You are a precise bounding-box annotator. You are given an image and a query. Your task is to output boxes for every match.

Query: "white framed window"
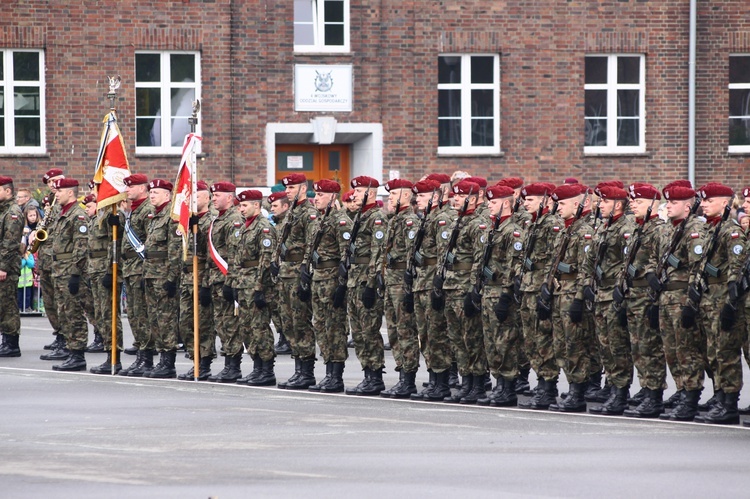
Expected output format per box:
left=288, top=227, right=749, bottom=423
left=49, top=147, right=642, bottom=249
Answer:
left=584, top=54, right=645, bottom=154
left=0, top=49, right=45, bottom=154
left=437, top=54, right=501, bottom=155
left=135, top=51, right=201, bottom=155
left=294, top=0, right=350, bottom=53
left=729, top=54, right=750, bottom=153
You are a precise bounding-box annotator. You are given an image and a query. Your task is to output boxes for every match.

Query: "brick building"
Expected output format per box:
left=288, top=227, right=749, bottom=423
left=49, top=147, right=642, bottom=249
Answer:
left=1, top=0, right=749, bottom=193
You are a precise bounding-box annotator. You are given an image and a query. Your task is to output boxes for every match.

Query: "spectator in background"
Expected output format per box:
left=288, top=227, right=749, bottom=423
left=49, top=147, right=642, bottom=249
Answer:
left=18, top=242, right=35, bottom=312
left=16, top=188, right=43, bottom=219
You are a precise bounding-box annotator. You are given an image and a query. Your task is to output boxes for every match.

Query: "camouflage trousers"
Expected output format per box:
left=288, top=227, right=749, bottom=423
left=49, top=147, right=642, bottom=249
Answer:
left=312, top=277, right=348, bottom=363
left=0, top=276, right=20, bottom=336
left=444, top=289, right=487, bottom=377
left=552, top=292, right=590, bottom=385
left=53, top=275, right=88, bottom=351
left=279, top=276, right=315, bottom=359
left=384, top=284, right=419, bottom=372
left=210, top=282, right=243, bottom=357
left=38, top=253, right=59, bottom=333
left=348, top=282, right=385, bottom=370
left=413, top=289, right=451, bottom=373
left=269, top=281, right=284, bottom=338
left=80, top=273, right=96, bottom=329
left=519, top=291, right=557, bottom=381
left=179, top=277, right=216, bottom=360
left=594, top=297, right=633, bottom=389
left=700, top=288, right=744, bottom=394
left=89, top=271, right=123, bottom=351
left=238, top=287, right=274, bottom=361
left=660, top=289, right=705, bottom=391
left=482, top=288, right=520, bottom=381
left=124, top=275, right=149, bottom=350
left=627, top=288, right=667, bottom=391
left=144, top=278, right=179, bottom=352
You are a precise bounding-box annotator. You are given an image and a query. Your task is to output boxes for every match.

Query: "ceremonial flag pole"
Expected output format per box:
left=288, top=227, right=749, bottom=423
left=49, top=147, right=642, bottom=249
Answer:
left=93, top=75, right=131, bottom=375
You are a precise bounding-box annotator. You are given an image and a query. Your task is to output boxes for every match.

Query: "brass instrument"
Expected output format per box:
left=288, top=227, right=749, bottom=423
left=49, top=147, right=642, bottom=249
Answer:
left=29, top=196, right=56, bottom=253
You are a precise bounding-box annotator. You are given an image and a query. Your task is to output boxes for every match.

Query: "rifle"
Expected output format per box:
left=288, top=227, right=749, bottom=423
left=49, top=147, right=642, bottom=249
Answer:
left=685, top=203, right=731, bottom=312
left=431, top=186, right=474, bottom=310
left=612, top=193, right=657, bottom=310
left=537, top=192, right=589, bottom=318
left=378, top=196, right=402, bottom=296
left=584, top=210, right=615, bottom=310
left=403, top=187, right=438, bottom=297
left=337, top=182, right=372, bottom=287
left=270, top=189, right=301, bottom=278
left=513, top=191, right=549, bottom=301
left=297, top=195, right=336, bottom=301
left=591, top=198, right=603, bottom=232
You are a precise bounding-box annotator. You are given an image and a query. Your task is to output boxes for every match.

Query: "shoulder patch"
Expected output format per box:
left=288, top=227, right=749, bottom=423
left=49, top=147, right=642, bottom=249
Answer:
left=553, top=226, right=560, bottom=232
left=310, top=214, right=317, bottom=220
left=694, top=244, right=703, bottom=255
left=479, top=224, right=487, bottom=230
left=513, top=231, right=521, bottom=238
left=11, top=214, right=18, bottom=220
left=584, top=234, right=592, bottom=240
left=147, top=213, right=154, bottom=219
left=342, top=232, right=351, bottom=240
left=339, top=220, right=347, bottom=226
left=438, top=220, right=447, bottom=226
left=375, top=230, right=385, bottom=240
left=233, top=221, right=242, bottom=227
left=262, top=228, right=270, bottom=234
left=262, top=238, right=271, bottom=248
left=406, top=220, right=414, bottom=227
left=623, top=233, right=631, bottom=239
left=690, top=232, right=700, bottom=239
left=79, top=225, right=88, bottom=234
left=176, top=229, right=181, bottom=236
left=733, top=244, right=743, bottom=255
left=513, top=241, right=523, bottom=251
left=374, top=219, right=383, bottom=226
left=731, top=232, right=740, bottom=239
left=77, top=215, right=86, bottom=221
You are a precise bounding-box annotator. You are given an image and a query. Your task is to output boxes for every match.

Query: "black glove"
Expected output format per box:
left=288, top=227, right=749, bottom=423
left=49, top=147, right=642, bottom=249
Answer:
left=645, top=272, right=662, bottom=294
left=101, top=273, right=113, bottom=288
left=362, top=286, right=377, bottom=309
left=188, top=215, right=200, bottom=230
left=68, top=274, right=80, bottom=295
left=647, top=304, right=660, bottom=330
left=687, top=285, right=702, bottom=305
left=583, top=285, right=596, bottom=304
left=163, top=280, right=177, bottom=298
left=612, top=284, right=625, bottom=305
left=463, top=288, right=481, bottom=317
left=107, top=213, right=120, bottom=227
left=617, top=304, right=628, bottom=327
left=568, top=298, right=584, bottom=324
left=222, top=284, right=235, bottom=303
left=536, top=295, right=552, bottom=321
left=680, top=305, right=697, bottom=329
left=512, top=275, right=522, bottom=297
left=297, top=265, right=312, bottom=302
left=494, top=294, right=512, bottom=322
left=253, top=290, right=267, bottom=309
left=338, top=261, right=349, bottom=281
left=403, top=268, right=414, bottom=288
left=433, top=273, right=445, bottom=291
left=199, top=286, right=212, bottom=307
left=333, top=284, right=347, bottom=309
left=430, top=289, right=445, bottom=311
left=269, top=261, right=280, bottom=278
left=402, top=292, right=415, bottom=313
left=728, top=281, right=739, bottom=304
left=720, top=302, right=737, bottom=331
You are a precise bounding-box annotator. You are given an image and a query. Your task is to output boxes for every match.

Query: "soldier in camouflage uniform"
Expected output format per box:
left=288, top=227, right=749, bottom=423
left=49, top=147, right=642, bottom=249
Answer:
left=305, top=179, right=351, bottom=393
left=467, top=176, right=489, bottom=219
left=691, top=183, right=746, bottom=424
left=618, top=183, right=669, bottom=418
left=0, top=176, right=25, bottom=358
left=267, top=191, right=291, bottom=355
left=229, top=189, right=277, bottom=386
left=740, top=187, right=750, bottom=417
left=177, top=181, right=217, bottom=381
left=436, top=179, right=489, bottom=405
left=516, top=182, right=560, bottom=409
left=475, top=185, right=524, bottom=407
left=343, top=176, right=388, bottom=396
left=581, top=193, right=606, bottom=400
left=117, top=174, right=155, bottom=376
left=408, top=178, right=456, bottom=401
left=142, top=179, right=181, bottom=379
left=581, top=182, right=637, bottom=416
left=49, top=178, right=90, bottom=372
left=83, top=194, right=123, bottom=375
left=274, top=173, right=319, bottom=390
left=378, top=178, right=421, bottom=398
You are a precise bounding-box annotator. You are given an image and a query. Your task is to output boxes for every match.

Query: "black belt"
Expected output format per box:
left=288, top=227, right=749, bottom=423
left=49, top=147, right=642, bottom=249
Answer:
left=240, top=260, right=259, bottom=268
left=707, top=276, right=726, bottom=285
left=281, top=253, right=304, bottom=263
left=416, top=257, right=438, bottom=267
left=631, top=279, right=649, bottom=288
left=88, top=250, right=108, bottom=258
left=122, top=249, right=138, bottom=260
left=559, top=272, right=578, bottom=281
left=352, top=256, right=371, bottom=264
left=664, top=281, right=688, bottom=291
left=449, top=262, right=472, bottom=271
left=312, top=260, right=338, bottom=269
left=599, top=278, right=617, bottom=287
left=387, top=261, right=407, bottom=270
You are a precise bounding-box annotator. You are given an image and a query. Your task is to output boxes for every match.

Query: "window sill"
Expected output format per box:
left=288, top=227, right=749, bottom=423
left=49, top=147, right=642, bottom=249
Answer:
left=294, top=51, right=353, bottom=57
left=0, top=152, right=49, bottom=158
left=584, top=152, right=651, bottom=158
left=437, top=151, right=505, bottom=158
left=728, top=150, right=750, bottom=155
left=134, top=152, right=209, bottom=159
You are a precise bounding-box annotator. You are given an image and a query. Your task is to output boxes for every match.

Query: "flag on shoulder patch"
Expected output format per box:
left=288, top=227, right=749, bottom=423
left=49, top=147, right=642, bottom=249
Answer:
left=513, top=231, right=521, bottom=238
left=479, top=224, right=487, bottom=230
left=262, top=228, right=270, bottom=233
left=310, top=214, right=317, bottom=220
left=374, top=219, right=383, bottom=225
left=584, top=234, right=592, bottom=240
left=11, top=215, right=18, bottom=220
left=624, top=233, right=631, bottom=239
left=339, top=220, right=347, bottom=226
left=406, top=220, right=414, bottom=227
left=690, top=232, right=700, bottom=239
left=438, top=220, right=447, bottom=226
left=147, top=213, right=154, bottom=219
left=233, top=222, right=242, bottom=227
left=553, top=226, right=560, bottom=232
left=731, top=232, right=740, bottom=239
left=77, top=215, right=86, bottom=220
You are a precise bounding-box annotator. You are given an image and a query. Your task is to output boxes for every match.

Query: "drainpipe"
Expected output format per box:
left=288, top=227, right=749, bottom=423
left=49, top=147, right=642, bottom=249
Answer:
left=688, top=0, right=696, bottom=186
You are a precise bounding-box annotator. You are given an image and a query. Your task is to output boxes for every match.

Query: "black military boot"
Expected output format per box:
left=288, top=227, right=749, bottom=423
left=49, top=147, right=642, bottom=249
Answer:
left=309, top=362, right=333, bottom=392
left=627, top=386, right=647, bottom=406
left=127, top=349, right=155, bottom=377
left=663, top=389, right=685, bottom=409
left=40, top=335, right=69, bottom=361
left=44, top=333, right=63, bottom=350
left=357, top=367, right=385, bottom=396
left=552, top=382, right=587, bottom=413
left=390, top=371, right=418, bottom=399
left=624, top=388, right=664, bottom=418
left=179, top=356, right=213, bottom=381
left=85, top=329, right=105, bottom=353
left=525, top=379, right=558, bottom=410
left=285, top=358, right=316, bottom=390
left=148, top=350, right=177, bottom=378
left=320, top=362, right=345, bottom=393
left=584, top=371, right=603, bottom=400
left=215, top=352, right=242, bottom=383
left=0, top=334, right=21, bottom=357
left=52, top=349, right=86, bottom=371
left=514, top=367, right=531, bottom=394
left=119, top=350, right=142, bottom=376
left=697, top=392, right=740, bottom=425
left=248, top=357, right=277, bottom=386
left=460, top=374, right=487, bottom=405
left=585, top=380, right=612, bottom=403
left=697, top=390, right=722, bottom=411
left=425, top=370, right=452, bottom=401
left=478, top=377, right=504, bottom=406
left=412, top=370, right=437, bottom=401
left=208, top=355, right=231, bottom=382
left=237, top=356, right=262, bottom=385
left=89, top=350, right=121, bottom=375
left=123, top=345, right=139, bottom=355
left=274, top=332, right=292, bottom=355
left=346, top=368, right=372, bottom=395
left=491, top=378, right=519, bottom=407
left=448, top=362, right=460, bottom=388
left=662, top=389, right=701, bottom=421
left=278, top=358, right=302, bottom=389
left=444, top=374, right=473, bottom=404
left=600, top=386, right=630, bottom=415
left=381, top=370, right=405, bottom=398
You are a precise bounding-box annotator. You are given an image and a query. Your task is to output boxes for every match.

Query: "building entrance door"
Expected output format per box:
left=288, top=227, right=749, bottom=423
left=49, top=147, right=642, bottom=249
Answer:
left=275, top=144, right=350, bottom=190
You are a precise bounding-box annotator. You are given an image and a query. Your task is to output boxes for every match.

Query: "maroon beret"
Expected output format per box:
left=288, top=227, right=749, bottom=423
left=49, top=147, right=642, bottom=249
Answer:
left=465, top=176, right=488, bottom=189
left=148, top=179, right=173, bottom=192
left=42, top=168, right=64, bottom=183
left=521, top=182, right=556, bottom=197
left=453, top=180, right=480, bottom=195
left=595, top=181, right=624, bottom=194
left=238, top=190, right=263, bottom=202
left=351, top=176, right=379, bottom=188
left=629, top=183, right=661, bottom=200
left=496, top=177, right=524, bottom=189
left=83, top=194, right=97, bottom=205
left=123, top=174, right=149, bottom=186
left=54, top=178, right=79, bottom=189
left=412, top=179, right=441, bottom=194
left=563, top=177, right=579, bottom=185
left=0, top=176, right=13, bottom=186
left=663, top=184, right=696, bottom=201
left=664, top=180, right=693, bottom=190
left=267, top=191, right=288, bottom=204
left=597, top=185, right=628, bottom=200
left=698, top=182, right=734, bottom=199
left=282, top=173, right=307, bottom=186
left=210, top=181, right=236, bottom=193
left=342, top=190, right=355, bottom=202
left=196, top=180, right=209, bottom=191
left=385, top=178, right=413, bottom=191
left=486, top=185, right=515, bottom=200
left=425, top=173, right=451, bottom=184
left=313, top=179, right=341, bottom=193
left=552, top=184, right=583, bottom=201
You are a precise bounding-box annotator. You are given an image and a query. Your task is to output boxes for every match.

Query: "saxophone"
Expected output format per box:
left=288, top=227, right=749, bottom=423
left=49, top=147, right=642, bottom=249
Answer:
left=29, top=196, right=55, bottom=253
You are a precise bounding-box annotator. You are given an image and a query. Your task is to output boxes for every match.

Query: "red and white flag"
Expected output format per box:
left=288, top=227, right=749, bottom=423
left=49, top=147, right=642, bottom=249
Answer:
left=171, top=133, right=202, bottom=259
left=93, top=111, right=131, bottom=210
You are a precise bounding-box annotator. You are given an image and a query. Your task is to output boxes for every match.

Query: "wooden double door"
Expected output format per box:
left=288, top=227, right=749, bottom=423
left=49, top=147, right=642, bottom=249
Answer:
left=275, top=144, right=350, bottom=190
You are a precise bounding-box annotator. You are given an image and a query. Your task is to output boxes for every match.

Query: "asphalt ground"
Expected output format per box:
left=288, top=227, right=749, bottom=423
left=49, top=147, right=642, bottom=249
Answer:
left=1, top=316, right=749, bottom=498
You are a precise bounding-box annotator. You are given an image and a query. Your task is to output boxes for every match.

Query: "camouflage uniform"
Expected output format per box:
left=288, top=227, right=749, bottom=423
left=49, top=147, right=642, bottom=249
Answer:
left=143, top=204, right=181, bottom=352
left=180, top=210, right=216, bottom=360
left=121, top=198, right=153, bottom=351
left=230, top=215, right=277, bottom=361
left=38, top=200, right=61, bottom=336
left=347, top=204, right=387, bottom=371
left=51, top=202, right=89, bottom=351
left=268, top=212, right=286, bottom=344
left=0, top=199, right=24, bottom=341
left=277, top=200, right=318, bottom=360
left=86, top=212, right=122, bottom=351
